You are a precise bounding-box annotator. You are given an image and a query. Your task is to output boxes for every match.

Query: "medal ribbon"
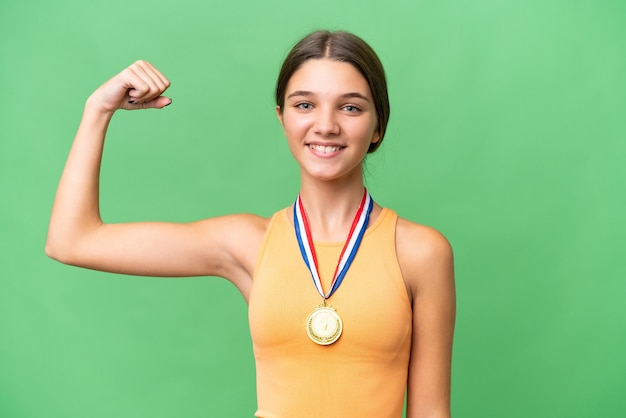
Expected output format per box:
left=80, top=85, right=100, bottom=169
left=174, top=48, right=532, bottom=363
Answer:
left=294, top=189, right=373, bottom=300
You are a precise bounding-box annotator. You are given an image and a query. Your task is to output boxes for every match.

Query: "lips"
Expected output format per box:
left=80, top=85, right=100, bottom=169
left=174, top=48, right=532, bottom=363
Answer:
left=308, top=144, right=345, bottom=154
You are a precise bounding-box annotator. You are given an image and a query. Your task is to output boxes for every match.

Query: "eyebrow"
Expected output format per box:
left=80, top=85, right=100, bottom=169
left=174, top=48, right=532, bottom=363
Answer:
left=286, top=90, right=371, bottom=102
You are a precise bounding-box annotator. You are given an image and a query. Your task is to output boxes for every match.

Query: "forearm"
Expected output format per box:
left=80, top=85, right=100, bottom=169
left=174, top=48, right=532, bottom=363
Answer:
left=46, top=102, right=114, bottom=261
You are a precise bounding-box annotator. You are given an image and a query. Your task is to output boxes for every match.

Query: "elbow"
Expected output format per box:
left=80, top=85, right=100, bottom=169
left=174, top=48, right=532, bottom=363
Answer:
left=45, top=235, right=74, bottom=265
left=45, top=239, right=64, bottom=263
left=45, top=221, right=102, bottom=266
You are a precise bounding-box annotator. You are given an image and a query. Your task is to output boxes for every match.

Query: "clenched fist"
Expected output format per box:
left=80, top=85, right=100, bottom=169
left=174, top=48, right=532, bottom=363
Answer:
left=87, top=60, right=172, bottom=113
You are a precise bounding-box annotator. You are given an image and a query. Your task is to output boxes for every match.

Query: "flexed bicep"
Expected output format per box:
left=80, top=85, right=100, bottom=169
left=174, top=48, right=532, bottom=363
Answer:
left=47, top=62, right=265, bottom=298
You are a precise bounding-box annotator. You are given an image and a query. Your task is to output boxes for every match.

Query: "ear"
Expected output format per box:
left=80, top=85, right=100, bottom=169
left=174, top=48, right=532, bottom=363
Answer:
left=371, top=131, right=380, bottom=144
left=276, top=105, right=284, bottom=127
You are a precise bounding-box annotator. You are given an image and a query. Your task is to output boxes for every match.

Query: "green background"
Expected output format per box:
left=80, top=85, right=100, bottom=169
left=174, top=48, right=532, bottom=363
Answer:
left=1, top=0, right=624, bottom=417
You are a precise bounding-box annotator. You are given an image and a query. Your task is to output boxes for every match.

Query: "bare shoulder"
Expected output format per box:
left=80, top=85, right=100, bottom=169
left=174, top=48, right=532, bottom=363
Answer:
left=396, top=216, right=455, bottom=414
left=396, top=217, right=455, bottom=415
left=395, top=217, right=453, bottom=265
left=395, top=217, right=454, bottom=300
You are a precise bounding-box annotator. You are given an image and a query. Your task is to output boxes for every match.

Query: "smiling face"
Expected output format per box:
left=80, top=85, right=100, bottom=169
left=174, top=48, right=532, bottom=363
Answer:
left=277, top=59, right=380, bottom=183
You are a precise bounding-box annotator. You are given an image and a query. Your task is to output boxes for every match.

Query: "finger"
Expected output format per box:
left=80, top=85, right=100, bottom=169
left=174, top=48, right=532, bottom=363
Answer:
left=148, top=96, right=173, bottom=109
left=124, top=67, right=151, bottom=103
left=129, top=62, right=163, bottom=101
left=123, top=64, right=156, bottom=103
left=127, top=61, right=169, bottom=103
left=144, top=61, right=171, bottom=91
left=126, top=75, right=157, bottom=103
left=127, top=96, right=172, bottom=110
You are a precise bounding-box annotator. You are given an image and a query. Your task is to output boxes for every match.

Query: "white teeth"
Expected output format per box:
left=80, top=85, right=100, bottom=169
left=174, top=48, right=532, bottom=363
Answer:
left=309, top=144, right=342, bottom=153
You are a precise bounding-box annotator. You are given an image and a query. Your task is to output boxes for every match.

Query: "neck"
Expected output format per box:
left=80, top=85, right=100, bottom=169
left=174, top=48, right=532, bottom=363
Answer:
left=298, top=176, right=366, bottom=242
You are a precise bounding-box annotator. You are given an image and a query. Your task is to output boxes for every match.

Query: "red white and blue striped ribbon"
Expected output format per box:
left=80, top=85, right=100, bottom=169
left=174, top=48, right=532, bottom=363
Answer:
left=293, top=189, right=373, bottom=300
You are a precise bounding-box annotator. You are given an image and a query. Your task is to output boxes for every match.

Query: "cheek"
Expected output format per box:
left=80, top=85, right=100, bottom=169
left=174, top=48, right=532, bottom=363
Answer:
left=282, top=114, right=311, bottom=139
left=282, top=124, right=298, bottom=143
left=347, top=119, right=377, bottom=141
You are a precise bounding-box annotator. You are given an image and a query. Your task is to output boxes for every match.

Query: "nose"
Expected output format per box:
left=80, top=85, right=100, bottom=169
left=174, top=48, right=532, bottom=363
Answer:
left=314, top=107, right=340, bottom=137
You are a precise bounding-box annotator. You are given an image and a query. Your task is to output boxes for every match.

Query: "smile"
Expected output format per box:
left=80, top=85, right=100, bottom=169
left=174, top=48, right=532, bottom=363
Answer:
left=308, top=144, right=345, bottom=153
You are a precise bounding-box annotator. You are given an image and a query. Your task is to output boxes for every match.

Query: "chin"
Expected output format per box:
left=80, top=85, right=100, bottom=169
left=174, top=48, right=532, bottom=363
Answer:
left=302, top=166, right=362, bottom=183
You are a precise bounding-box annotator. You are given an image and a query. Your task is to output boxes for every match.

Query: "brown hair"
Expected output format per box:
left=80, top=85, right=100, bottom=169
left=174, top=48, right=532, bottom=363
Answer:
left=275, top=30, right=390, bottom=153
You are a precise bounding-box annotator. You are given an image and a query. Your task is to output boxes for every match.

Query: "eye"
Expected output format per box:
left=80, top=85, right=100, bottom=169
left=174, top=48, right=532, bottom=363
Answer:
left=295, top=102, right=313, bottom=110
left=343, top=105, right=361, bottom=113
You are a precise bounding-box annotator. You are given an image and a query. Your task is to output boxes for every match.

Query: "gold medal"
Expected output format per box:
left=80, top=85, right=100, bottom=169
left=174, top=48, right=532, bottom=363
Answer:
left=294, top=190, right=373, bottom=346
left=306, top=304, right=343, bottom=345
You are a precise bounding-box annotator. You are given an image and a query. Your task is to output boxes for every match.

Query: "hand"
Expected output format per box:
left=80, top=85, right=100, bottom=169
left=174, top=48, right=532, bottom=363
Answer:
left=87, top=60, right=172, bottom=113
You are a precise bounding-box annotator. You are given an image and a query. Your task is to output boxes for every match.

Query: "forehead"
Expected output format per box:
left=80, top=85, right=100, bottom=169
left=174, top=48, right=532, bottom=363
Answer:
left=285, top=59, right=371, bottom=97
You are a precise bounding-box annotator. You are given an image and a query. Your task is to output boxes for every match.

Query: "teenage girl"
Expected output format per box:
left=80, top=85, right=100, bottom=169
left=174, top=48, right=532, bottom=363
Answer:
left=47, top=30, right=455, bottom=418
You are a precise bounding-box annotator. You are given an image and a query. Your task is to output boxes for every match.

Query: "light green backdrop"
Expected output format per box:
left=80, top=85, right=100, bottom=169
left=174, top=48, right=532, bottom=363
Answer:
left=1, top=0, right=624, bottom=417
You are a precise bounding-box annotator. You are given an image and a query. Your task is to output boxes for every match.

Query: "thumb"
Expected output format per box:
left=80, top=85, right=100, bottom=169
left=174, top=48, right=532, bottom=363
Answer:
left=131, top=96, right=172, bottom=110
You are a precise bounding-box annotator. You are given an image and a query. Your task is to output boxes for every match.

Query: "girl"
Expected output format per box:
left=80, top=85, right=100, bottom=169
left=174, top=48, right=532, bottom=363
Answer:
left=46, top=30, right=455, bottom=418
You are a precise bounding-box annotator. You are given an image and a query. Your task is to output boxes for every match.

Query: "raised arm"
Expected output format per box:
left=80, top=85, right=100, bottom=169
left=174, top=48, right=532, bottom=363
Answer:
left=46, top=61, right=265, bottom=297
left=397, top=219, right=456, bottom=418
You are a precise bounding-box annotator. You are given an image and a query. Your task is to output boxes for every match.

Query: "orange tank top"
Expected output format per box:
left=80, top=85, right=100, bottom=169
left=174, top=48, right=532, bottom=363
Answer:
left=249, top=207, right=412, bottom=418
